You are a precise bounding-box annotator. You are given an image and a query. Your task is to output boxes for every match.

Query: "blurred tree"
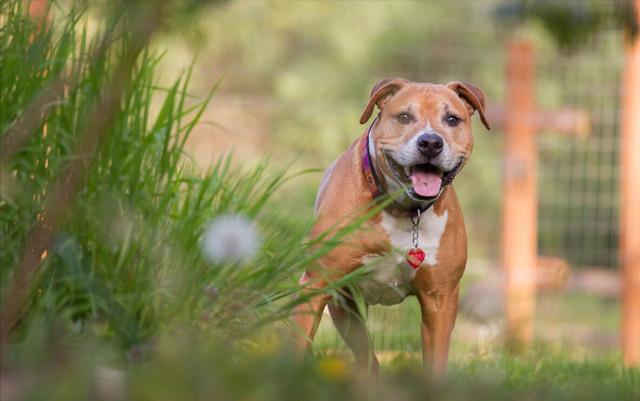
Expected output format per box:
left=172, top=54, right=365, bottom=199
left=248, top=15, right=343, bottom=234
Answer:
left=494, top=0, right=637, bottom=50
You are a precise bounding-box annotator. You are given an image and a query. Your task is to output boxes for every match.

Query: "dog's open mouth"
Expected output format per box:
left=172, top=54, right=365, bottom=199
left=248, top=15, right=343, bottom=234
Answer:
left=409, top=164, right=443, bottom=198
left=386, top=156, right=464, bottom=201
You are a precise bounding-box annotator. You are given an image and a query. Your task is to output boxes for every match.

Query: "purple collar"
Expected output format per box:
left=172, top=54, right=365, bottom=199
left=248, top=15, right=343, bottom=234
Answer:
left=360, top=120, right=384, bottom=198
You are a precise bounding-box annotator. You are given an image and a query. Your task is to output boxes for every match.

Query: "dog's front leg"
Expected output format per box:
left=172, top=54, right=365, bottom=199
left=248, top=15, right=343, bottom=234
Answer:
left=290, top=271, right=331, bottom=352
left=416, top=283, right=460, bottom=376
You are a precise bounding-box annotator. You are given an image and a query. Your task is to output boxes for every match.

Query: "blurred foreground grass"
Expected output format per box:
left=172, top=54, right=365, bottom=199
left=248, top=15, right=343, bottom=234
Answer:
left=0, top=0, right=359, bottom=355
left=4, top=328, right=638, bottom=401
left=0, top=2, right=638, bottom=401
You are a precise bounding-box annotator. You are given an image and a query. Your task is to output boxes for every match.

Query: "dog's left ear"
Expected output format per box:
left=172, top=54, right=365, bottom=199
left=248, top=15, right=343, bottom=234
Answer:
left=446, top=81, right=491, bottom=130
left=359, top=78, right=408, bottom=124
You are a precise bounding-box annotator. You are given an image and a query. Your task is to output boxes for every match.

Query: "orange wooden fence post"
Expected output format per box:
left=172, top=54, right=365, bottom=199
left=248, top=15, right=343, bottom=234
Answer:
left=28, top=1, right=46, bottom=16
left=620, top=0, right=640, bottom=368
left=502, top=41, right=537, bottom=352
left=489, top=40, right=591, bottom=353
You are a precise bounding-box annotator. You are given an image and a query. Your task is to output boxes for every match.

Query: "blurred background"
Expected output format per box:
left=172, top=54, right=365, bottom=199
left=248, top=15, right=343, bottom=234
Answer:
left=1, top=1, right=638, bottom=400
left=167, top=0, right=627, bottom=355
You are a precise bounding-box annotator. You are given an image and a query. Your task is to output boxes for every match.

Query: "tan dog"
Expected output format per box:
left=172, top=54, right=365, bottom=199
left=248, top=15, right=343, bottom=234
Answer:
left=291, top=78, right=490, bottom=375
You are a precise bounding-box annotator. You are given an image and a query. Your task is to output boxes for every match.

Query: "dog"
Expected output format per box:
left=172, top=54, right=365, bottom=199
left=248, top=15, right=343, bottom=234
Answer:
left=291, top=78, right=490, bottom=375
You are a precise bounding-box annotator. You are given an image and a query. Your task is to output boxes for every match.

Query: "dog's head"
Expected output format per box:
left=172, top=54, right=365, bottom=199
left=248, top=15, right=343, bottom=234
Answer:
left=360, top=78, right=490, bottom=205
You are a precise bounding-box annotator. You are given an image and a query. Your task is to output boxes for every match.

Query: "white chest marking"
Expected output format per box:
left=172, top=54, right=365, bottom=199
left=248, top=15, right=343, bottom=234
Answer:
left=357, top=208, right=449, bottom=305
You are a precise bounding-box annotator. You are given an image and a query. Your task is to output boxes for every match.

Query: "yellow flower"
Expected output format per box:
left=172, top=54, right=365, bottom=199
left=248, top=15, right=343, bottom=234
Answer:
left=317, top=357, right=349, bottom=381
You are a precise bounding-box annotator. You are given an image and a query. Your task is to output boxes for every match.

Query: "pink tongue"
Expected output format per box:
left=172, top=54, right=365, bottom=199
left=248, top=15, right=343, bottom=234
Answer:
left=411, top=168, right=442, bottom=197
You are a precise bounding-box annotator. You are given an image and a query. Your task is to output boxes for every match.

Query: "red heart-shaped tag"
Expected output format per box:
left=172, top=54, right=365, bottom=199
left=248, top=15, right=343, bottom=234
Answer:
left=406, top=248, right=425, bottom=269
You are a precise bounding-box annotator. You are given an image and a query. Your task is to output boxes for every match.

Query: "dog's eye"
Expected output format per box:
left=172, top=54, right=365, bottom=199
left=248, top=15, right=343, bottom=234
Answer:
left=446, top=115, right=461, bottom=127
left=396, top=112, right=413, bottom=124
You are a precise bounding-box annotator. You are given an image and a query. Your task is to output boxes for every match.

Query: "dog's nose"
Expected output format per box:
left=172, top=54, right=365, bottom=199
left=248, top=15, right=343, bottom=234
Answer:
left=417, top=133, right=443, bottom=157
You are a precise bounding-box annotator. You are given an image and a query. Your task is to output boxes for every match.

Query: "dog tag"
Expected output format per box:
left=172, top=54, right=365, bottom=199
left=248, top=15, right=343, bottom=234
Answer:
left=406, top=247, right=425, bottom=269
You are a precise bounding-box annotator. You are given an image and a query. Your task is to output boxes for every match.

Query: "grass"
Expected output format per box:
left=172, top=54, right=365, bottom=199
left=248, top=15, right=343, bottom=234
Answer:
left=6, top=329, right=639, bottom=401
left=0, top=0, right=359, bottom=352
left=0, top=2, right=638, bottom=401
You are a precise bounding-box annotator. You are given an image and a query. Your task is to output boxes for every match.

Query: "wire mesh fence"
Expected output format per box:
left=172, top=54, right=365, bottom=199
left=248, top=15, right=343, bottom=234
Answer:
left=537, top=29, right=624, bottom=268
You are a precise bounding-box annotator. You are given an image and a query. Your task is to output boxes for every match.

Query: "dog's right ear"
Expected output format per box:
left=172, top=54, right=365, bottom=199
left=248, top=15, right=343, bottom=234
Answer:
left=359, top=78, right=407, bottom=124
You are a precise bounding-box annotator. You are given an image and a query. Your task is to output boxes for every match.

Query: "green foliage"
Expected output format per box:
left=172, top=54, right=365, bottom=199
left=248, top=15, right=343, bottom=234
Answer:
left=0, top=0, right=365, bottom=354
left=494, top=0, right=637, bottom=50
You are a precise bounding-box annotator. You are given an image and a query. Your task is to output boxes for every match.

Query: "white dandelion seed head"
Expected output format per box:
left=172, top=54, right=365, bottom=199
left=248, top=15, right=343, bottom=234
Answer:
left=201, top=213, right=261, bottom=265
